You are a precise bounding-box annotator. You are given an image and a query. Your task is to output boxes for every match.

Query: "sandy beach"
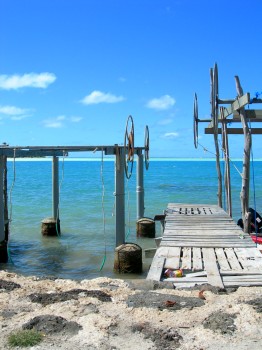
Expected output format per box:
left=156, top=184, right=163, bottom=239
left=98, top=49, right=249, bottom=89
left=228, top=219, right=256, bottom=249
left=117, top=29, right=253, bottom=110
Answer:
left=0, top=270, right=262, bottom=349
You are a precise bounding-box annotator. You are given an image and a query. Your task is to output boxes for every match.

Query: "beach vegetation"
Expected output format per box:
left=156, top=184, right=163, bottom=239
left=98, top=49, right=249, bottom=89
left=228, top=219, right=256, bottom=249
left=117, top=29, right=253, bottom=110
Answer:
left=7, top=329, right=43, bottom=347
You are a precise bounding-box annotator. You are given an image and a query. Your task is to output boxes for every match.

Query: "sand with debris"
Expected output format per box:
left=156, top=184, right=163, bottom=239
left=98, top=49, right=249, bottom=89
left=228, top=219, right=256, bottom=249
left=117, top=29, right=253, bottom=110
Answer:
left=0, top=270, right=262, bottom=350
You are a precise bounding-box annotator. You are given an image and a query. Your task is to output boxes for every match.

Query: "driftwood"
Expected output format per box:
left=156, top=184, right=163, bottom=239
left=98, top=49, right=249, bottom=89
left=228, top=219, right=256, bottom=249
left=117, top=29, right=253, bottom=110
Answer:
left=235, top=76, right=252, bottom=233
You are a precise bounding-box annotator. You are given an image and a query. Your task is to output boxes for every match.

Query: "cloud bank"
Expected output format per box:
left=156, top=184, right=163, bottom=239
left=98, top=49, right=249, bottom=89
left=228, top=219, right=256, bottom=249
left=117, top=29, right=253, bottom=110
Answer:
left=0, top=73, right=56, bottom=90
left=146, top=94, right=175, bottom=110
left=164, top=132, right=179, bottom=138
left=0, top=105, right=31, bottom=120
left=81, top=90, right=125, bottom=105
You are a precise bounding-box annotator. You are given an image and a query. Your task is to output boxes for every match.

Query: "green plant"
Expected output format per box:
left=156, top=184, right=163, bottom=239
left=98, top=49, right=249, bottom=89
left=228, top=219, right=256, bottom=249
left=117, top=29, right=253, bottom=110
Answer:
left=8, top=329, right=43, bottom=347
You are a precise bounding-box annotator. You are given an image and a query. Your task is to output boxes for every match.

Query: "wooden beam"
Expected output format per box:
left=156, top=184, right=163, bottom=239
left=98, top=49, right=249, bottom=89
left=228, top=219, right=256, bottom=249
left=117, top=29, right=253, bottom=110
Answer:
left=233, top=109, right=262, bottom=120
left=202, top=248, right=224, bottom=288
left=220, top=93, right=250, bottom=118
left=205, top=128, right=262, bottom=135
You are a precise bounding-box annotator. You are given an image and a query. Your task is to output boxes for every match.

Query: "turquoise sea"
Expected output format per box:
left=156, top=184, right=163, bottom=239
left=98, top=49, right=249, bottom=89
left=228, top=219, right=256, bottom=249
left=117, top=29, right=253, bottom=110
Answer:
left=1, top=158, right=262, bottom=280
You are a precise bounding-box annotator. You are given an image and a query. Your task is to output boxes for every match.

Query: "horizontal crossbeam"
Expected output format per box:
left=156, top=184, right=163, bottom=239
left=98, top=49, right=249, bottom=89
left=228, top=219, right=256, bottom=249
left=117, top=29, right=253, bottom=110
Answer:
left=205, top=128, right=262, bottom=135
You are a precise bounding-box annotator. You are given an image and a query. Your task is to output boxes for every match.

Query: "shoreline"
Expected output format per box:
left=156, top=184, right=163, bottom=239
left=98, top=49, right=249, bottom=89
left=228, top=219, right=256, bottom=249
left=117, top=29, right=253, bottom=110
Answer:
left=0, top=270, right=262, bottom=349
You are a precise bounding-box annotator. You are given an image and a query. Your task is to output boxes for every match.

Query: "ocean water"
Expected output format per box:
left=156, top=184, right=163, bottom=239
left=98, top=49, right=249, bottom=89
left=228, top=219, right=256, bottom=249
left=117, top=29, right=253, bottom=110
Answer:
left=1, top=158, right=262, bottom=280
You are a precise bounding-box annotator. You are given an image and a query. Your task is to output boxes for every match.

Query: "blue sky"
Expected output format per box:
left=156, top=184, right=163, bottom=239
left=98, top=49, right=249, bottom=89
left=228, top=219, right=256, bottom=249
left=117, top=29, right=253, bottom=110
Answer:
left=1, top=0, right=262, bottom=158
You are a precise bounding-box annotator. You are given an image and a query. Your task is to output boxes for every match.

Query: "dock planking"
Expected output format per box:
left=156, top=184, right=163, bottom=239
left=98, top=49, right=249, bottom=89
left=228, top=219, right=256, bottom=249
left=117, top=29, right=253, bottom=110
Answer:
left=147, top=203, right=262, bottom=288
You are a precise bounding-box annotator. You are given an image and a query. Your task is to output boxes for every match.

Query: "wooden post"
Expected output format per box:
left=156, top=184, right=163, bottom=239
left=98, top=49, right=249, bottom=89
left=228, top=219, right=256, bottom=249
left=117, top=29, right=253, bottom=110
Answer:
left=235, top=76, right=252, bottom=233
left=3, top=156, right=9, bottom=240
left=221, top=107, right=232, bottom=217
left=41, top=156, right=60, bottom=236
left=0, top=156, right=5, bottom=243
left=0, top=156, right=8, bottom=262
left=210, top=67, right=222, bottom=207
left=52, top=156, right=59, bottom=221
left=115, top=147, right=125, bottom=247
left=136, top=150, right=144, bottom=220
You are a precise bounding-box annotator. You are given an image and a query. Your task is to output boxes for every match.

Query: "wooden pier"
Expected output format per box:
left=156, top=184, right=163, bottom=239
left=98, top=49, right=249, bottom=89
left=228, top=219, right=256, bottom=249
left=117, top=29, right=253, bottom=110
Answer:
left=147, top=203, right=262, bottom=288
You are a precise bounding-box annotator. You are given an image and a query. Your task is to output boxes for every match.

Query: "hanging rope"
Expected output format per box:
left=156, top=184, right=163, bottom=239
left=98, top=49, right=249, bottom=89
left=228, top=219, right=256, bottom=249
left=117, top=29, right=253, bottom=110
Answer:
left=99, top=148, right=107, bottom=271
left=199, top=139, right=244, bottom=180
left=197, top=141, right=217, bottom=157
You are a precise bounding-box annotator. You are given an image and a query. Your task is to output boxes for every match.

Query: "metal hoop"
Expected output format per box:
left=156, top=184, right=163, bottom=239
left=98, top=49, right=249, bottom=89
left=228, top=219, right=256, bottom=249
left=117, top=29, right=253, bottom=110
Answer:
left=211, top=63, right=219, bottom=135
left=124, top=115, right=135, bottom=179
left=193, top=93, right=199, bottom=148
left=144, top=125, right=150, bottom=170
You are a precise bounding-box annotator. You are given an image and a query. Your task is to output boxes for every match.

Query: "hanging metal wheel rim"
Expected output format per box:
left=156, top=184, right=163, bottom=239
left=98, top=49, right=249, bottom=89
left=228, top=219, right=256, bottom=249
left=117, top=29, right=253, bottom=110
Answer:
left=124, top=115, right=135, bottom=179
left=212, top=63, right=219, bottom=136
left=144, top=125, right=150, bottom=170
left=193, top=93, right=199, bottom=148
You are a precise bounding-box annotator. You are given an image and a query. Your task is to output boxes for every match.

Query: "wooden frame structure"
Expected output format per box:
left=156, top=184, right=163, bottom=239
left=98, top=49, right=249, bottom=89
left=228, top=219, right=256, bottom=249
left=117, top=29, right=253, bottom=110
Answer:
left=0, top=117, right=150, bottom=263
left=147, top=65, right=262, bottom=287
left=194, top=63, right=262, bottom=233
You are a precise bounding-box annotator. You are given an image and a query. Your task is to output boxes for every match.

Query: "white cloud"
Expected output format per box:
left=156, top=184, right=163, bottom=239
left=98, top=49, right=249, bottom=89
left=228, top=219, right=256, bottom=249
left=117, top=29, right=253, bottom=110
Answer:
left=0, top=72, right=56, bottom=90
left=146, top=95, right=175, bottom=110
left=43, top=115, right=83, bottom=128
left=0, top=105, right=28, bottom=116
left=0, top=105, right=32, bottom=120
left=81, top=90, right=125, bottom=105
left=43, top=115, right=65, bottom=128
left=164, top=132, right=179, bottom=138
left=158, top=118, right=173, bottom=125
left=70, top=116, right=82, bottom=122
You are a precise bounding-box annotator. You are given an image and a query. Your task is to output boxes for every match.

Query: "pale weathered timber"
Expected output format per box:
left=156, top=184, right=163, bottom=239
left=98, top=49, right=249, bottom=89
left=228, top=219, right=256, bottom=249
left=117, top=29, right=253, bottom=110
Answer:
left=235, top=76, right=252, bottom=234
left=147, top=203, right=262, bottom=288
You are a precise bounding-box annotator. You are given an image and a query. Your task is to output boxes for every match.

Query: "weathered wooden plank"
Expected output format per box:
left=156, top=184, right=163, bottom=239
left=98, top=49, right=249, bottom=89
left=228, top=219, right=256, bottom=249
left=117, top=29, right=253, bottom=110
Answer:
left=181, top=247, right=192, bottom=269
left=147, top=203, right=262, bottom=286
left=215, top=248, right=231, bottom=270
left=224, top=248, right=245, bottom=270
left=220, top=270, right=262, bottom=275
left=223, top=281, right=262, bottom=287
left=160, top=241, right=255, bottom=248
left=185, top=270, right=206, bottom=277
left=144, top=248, right=157, bottom=258
left=205, top=128, right=262, bottom=135
left=223, top=275, right=262, bottom=281
left=165, top=277, right=208, bottom=283
left=202, top=248, right=224, bottom=288
left=234, top=247, right=262, bottom=269
left=233, top=109, right=262, bottom=120
left=158, top=246, right=181, bottom=270
left=146, top=256, right=165, bottom=281
left=192, top=247, right=203, bottom=270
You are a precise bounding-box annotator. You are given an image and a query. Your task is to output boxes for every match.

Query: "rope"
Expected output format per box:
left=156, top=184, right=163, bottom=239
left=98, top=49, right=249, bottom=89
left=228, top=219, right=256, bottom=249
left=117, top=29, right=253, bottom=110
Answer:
left=199, top=140, right=243, bottom=178
left=99, top=148, right=107, bottom=271
left=198, top=142, right=217, bottom=157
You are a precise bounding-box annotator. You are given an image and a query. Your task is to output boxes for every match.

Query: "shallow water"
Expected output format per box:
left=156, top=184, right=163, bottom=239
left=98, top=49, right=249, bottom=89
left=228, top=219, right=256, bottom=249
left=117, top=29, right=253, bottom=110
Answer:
left=1, top=159, right=261, bottom=280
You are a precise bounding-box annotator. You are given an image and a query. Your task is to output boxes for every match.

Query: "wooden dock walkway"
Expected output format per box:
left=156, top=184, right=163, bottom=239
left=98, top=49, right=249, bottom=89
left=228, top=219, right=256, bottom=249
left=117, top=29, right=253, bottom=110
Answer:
left=147, top=203, right=262, bottom=288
